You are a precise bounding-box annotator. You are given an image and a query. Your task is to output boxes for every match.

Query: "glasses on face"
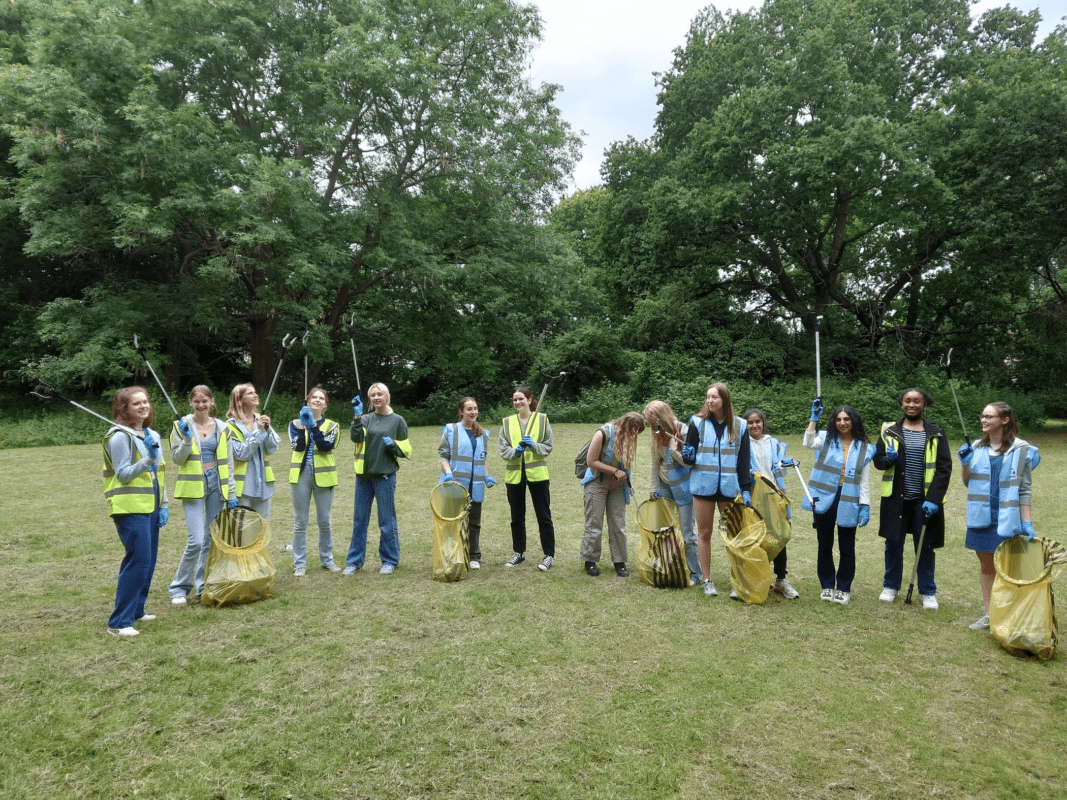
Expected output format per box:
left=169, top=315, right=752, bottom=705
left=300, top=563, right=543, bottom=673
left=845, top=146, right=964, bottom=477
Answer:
left=979, top=414, right=1000, bottom=420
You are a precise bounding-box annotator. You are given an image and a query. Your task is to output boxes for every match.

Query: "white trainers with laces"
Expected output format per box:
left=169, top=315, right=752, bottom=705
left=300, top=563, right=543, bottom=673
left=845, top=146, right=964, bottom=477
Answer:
left=820, top=588, right=834, bottom=601
left=469, top=560, right=480, bottom=570
left=107, top=626, right=139, bottom=637
left=879, top=588, right=898, bottom=602
left=773, top=578, right=800, bottom=599
left=832, top=590, right=851, bottom=605
left=171, top=595, right=187, bottom=606
left=920, top=594, right=939, bottom=610
left=969, top=614, right=990, bottom=630
left=702, top=579, right=718, bottom=597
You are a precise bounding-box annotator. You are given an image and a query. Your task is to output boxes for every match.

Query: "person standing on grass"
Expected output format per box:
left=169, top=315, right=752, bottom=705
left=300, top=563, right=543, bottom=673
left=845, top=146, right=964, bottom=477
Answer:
left=743, top=407, right=799, bottom=600
left=644, top=400, right=701, bottom=586
left=226, top=383, right=280, bottom=520
left=872, top=389, right=952, bottom=610
left=959, top=402, right=1041, bottom=631
left=579, top=412, right=646, bottom=577
left=497, top=386, right=556, bottom=571
left=439, top=397, right=497, bottom=571
left=803, top=401, right=873, bottom=606
left=345, top=383, right=411, bottom=575
left=682, top=382, right=753, bottom=598
left=288, top=388, right=341, bottom=577
left=104, top=386, right=168, bottom=637
left=169, top=385, right=237, bottom=606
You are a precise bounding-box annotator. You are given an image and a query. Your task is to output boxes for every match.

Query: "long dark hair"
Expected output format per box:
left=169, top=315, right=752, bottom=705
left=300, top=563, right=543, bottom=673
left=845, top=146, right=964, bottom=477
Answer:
left=514, top=386, right=537, bottom=412
left=825, top=405, right=868, bottom=444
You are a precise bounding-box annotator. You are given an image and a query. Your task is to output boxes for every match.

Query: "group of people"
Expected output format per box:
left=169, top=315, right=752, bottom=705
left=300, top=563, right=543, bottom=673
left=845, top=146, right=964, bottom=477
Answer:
left=102, top=381, right=1041, bottom=637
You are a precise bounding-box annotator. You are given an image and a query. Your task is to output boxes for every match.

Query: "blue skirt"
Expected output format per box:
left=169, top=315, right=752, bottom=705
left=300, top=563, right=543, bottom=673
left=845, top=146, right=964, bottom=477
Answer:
left=965, top=524, right=1001, bottom=554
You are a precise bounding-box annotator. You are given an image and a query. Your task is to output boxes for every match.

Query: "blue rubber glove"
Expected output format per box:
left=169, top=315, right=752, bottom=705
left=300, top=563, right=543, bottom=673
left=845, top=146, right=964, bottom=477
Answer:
left=884, top=440, right=899, bottom=463
left=922, top=500, right=939, bottom=518
left=1030, top=452, right=1041, bottom=469
left=382, top=436, right=394, bottom=448
left=785, top=506, right=792, bottom=521
left=652, top=491, right=662, bottom=499
left=682, top=444, right=696, bottom=462
left=143, top=430, right=160, bottom=460
left=958, top=443, right=974, bottom=466
left=485, top=475, right=497, bottom=488
left=299, top=406, right=315, bottom=428
left=227, top=497, right=238, bottom=510
left=515, top=442, right=526, bottom=454
left=351, top=395, right=363, bottom=416
left=439, top=472, right=454, bottom=484
left=1021, top=521, right=1036, bottom=541
left=780, top=457, right=797, bottom=469
left=810, top=398, right=823, bottom=422
left=741, top=491, right=753, bottom=508
left=520, top=435, right=536, bottom=448
left=858, top=505, right=870, bottom=527
left=158, top=508, right=169, bottom=527
left=177, top=418, right=192, bottom=438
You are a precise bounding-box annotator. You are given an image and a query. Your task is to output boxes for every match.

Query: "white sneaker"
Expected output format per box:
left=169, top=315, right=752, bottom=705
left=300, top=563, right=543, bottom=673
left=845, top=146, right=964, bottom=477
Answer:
left=136, top=614, right=156, bottom=621
left=879, top=588, right=898, bottom=602
left=820, top=588, right=834, bottom=601
left=107, top=626, right=139, bottom=637
left=293, top=568, right=306, bottom=577
left=832, top=590, right=851, bottom=605
left=969, top=614, right=990, bottom=630
left=285, top=542, right=293, bottom=552
left=538, top=555, right=554, bottom=572
left=702, top=579, right=718, bottom=597
left=469, top=560, right=481, bottom=570
left=171, top=596, right=187, bottom=606
left=729, top=588, right=740, bottom=601
left=378, top=564, right=396, bottom=575
left=773, top=578, right=800, bottom=599
left=920, top=594, right=939, bottom=610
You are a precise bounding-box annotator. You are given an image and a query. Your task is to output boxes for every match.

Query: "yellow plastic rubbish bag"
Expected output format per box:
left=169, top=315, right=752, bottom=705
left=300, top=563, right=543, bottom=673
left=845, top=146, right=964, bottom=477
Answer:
left=750, top=472, right=792, bottom=561
left=635, top=497, right=688, bottom=588
left=990, top=536, right=1066, bottom=660
left=720, top=499, right=773, bottom=604
left=202, top=507, right=276, bottom=607
left=431, top=481, right=471, bottom=582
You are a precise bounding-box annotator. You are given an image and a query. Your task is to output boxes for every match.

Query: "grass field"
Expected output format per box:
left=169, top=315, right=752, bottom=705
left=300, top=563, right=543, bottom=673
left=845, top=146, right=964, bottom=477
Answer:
left=1, top=423, right=1065, bottom=799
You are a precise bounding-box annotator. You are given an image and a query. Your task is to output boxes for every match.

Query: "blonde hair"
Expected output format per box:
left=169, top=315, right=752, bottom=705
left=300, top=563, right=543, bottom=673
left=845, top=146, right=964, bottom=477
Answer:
left=611, top=412, right=646, bottom=472
left=644, top=400, right=680, bottom=449
left=227, top=383, right=258, bottom=421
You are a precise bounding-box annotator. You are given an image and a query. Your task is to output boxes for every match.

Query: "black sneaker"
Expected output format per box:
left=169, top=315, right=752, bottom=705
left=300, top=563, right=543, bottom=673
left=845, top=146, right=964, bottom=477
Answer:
left=584, top=561, right=600, bottom=576
left=614, top=562, right=629, bottom=578
left=504, top=553, right=525, bottom=567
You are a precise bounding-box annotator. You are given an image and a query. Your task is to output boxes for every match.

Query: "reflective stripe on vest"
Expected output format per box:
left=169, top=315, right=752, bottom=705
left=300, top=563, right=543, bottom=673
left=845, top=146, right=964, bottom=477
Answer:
left=688, top=415, right=746, bottom=497
left=803, top=437, right=871, bottom=526
left=966, top=444, right=1032, bottom=534
left=228, top=420, right=274, bottom=496
left=102, top=430, right=166, bottom=515
left=503, top=414, right=549, bottom=483
left=446, top=423, right=489, bottom=502
left=289, top=419, right=338, bottom=487
left=879, top=423, right=938, bottom=499
left=172, top=420, right=231, bottom=500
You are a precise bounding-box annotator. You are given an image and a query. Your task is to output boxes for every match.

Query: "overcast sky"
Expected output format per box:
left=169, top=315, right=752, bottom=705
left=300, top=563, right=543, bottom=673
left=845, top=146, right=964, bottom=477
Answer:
left=528, top=0, right=1067, bottom=191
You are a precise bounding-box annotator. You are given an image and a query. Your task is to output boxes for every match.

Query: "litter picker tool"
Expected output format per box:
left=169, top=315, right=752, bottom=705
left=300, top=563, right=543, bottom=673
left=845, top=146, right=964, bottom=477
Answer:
left=904, top=516, right=930, bottom=606
left=31, top=381, right=142, bottom=437
left=813, top=314, right=824, bottom=400
left=301, top=330, right=311, bottom=398
left=528, top=371, right=566, bottom=436
left=262, top=333, right=295, bottom=413
left=781, top=458, right=816, bottom=508
left=941, top=347, right=969, bottom=443
left=653, top=423, right=686, bottom=445
left=345, top=313, right=362, bottom=397
left=132, top=334, right=178, bottom=416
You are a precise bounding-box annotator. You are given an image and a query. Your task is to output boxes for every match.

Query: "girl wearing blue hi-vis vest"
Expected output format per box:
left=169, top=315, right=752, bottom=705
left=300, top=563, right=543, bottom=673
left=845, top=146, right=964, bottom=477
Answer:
left=438, top=397, right=498, bottom=570
left=958, top=401, right=1040, bottom=632
left=802, top=401, right=873, bottom=606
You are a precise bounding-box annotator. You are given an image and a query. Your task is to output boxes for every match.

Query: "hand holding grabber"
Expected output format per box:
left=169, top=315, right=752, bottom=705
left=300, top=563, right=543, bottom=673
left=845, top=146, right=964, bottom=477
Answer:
left=262, top=333, right=295, bottom=413
left=132, top=334, right=178, bottom=416
left=780, top=457, right=816, bottom=508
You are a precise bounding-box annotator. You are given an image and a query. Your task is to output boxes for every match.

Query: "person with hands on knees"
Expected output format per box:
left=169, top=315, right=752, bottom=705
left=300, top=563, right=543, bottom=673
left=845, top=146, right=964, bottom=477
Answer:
left=682, top=383, right=753, bottom=599
left=644, top=400, right=701, bottom=586
left=288, top=388, right=341, bottom=577
left=226, top=383, right=280, bottom=520
left=103, top=386, right=168, bottom=637
left=439, top=397, right=496, bottom=570
left=169, top=386, right=237, bottom=606
left=872, top=388, right=952, bottom=609
left=802, top=401, right=873, bottom=606
left=743, top=407, right=799, bottom=599
left=959, top=401, right=1041, bottom=631
left=579, top=412, right=646, bottom=577
left=497, top=386, right=556, bottom=571
left=345, top=383, right=411, bottom=575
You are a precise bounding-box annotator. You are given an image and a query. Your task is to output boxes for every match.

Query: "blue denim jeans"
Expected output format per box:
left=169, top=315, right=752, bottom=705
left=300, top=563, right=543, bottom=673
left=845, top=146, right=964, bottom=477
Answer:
left=347, top=474, right=399, bottom=569
left=654, top=478, right=701, bottom=583
left=290, top=466, right=335, bottom=570
left=170, top=466, right=224, bottom=598
left=110, top=509, right=160, bottom=628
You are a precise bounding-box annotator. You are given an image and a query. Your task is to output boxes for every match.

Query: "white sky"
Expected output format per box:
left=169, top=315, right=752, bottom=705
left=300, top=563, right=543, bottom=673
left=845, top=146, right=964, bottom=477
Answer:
left=529, top=0, right=1067, bottom=191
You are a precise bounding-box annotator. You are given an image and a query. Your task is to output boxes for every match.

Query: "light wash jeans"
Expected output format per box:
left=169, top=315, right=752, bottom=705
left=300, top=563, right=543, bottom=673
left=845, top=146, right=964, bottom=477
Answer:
left=347, top=474, right=399, bottom=569
left=290, top=465, right=336, bottom=570
left=170, top=466, right=224, bottom=598
left=654, top=478, right=701, bottom=583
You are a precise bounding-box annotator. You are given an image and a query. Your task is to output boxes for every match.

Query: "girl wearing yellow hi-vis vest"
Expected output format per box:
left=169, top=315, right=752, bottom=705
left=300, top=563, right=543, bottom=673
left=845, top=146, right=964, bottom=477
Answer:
left=103, top=386, right=168, bottom=637
left=226, top=383, right=280, bottom=520
left=168, top=385, right=237, bottom=606
left=497, top=387, right=556, bottom=571
left=288, top=388, right=340, bottom=576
